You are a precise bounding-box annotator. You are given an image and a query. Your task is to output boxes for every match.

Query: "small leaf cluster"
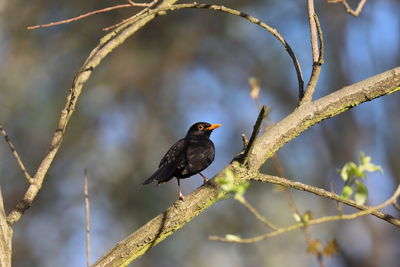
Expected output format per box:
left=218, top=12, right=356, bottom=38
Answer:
left=216, top=169, right=250, bottom=201
left=339, top=153, right=382, bottom=205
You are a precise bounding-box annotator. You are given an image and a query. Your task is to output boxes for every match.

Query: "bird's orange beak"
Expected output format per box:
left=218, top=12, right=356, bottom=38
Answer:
left=205, top=123, right=222, bottom=131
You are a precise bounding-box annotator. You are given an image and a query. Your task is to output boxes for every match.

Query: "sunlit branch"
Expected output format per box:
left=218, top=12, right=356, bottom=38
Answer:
left=120, top=2, right=304, bottom=102
left=235, top=195, right=279, bottom=230
left=103, top=0, right=160, bottom=31
left=7, top=0, right=183, bottom=226
left=300, top=0, right=324, bottom=105
left=209, top=185, right=400, bottom=243
left=27, top=3, right=148, bottom=30
left=251, top=174, right=400, bottom=227
left=327, top=0, right=367, bottom=17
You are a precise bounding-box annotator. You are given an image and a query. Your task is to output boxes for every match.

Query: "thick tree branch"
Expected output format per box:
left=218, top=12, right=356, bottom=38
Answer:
left=249, top=67, right=400, bottom=170
left=6, top=0, right=305, bottom=226
left=92, top=67, right=400, bottom=267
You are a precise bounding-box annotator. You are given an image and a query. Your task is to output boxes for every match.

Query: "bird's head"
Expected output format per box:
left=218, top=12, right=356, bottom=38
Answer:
left=187, top=122, right=222, bottom=137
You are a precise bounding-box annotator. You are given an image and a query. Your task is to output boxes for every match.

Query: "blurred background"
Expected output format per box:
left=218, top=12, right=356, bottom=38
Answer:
left=1, top=0, right=399, bottom=266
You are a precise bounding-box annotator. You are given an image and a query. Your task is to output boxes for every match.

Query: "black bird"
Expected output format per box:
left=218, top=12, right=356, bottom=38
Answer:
left=143, top=122, right=221, bottom=200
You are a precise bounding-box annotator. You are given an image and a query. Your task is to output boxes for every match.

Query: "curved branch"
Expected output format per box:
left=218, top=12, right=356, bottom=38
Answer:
left=0, top=124, right=33, bottom=183
left=6, top=0, right=181, bottom=226
left=6, top=0, right=305, bottom=226
left=142, top=2, right=305, bottom=101
left=92, top=67, right=400, bottom=267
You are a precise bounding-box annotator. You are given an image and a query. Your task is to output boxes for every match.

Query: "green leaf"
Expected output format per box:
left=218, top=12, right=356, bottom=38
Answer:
left=359, top=152, right=370, bottom=165
left=341, top=185, right=353, bottom=199
left=358, top=152, right=383, bottom=177
left=217, top=170, right=250, bottom=198
left=340, top=162, right=358, bottom=182
left=354, top=180, right=368, bottom=205
left=234, top=182, right=250, bottom=197
left=225, top=234, right=242, bottom=242
left=302, top=211, right=313, bottom=223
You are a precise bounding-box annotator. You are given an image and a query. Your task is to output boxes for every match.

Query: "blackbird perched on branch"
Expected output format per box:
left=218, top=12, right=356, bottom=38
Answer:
left=143, top=122, right=221, bottom=200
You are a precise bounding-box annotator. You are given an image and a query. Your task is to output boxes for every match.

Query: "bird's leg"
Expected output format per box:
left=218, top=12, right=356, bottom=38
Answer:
left=199, top=172, right=209, bottom=184
left=177, top=178, right=184, bottom=201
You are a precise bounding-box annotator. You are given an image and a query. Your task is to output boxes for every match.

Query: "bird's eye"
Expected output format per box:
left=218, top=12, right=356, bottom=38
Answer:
left=198, top=125, right=204, bottom=130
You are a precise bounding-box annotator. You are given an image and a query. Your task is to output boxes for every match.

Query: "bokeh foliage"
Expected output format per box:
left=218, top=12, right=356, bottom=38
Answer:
left=1, top=0, right=399, bottom=266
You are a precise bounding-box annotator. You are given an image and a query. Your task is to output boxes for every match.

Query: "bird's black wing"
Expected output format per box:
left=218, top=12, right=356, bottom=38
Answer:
left=142, top=138, right=186, bottom=184
left=180, top=138, right=215, bottom=177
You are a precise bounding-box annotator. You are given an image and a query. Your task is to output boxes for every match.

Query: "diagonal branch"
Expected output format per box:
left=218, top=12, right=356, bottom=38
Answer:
left=251, top=174, right=400, bottom=227
left=327, top=0, right=367, bottom=17
left=92, top=67, right=400, bottom=267
left=0, top=124, right=33, bottom=183
left=249, top=67, right=400, bottom=170
left=103, top=0, right=160, bottom=31
left=6, top=0, right=181, bottom=226
left=240, top=105, right=269, bottom=166
left=27, top=1, right=156, bottom=30
left=209, top=185, right=400, bottom=243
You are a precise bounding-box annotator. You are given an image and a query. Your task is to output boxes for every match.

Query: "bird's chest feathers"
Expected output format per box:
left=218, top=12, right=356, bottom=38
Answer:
left=178, top=137, right=215, bottom=175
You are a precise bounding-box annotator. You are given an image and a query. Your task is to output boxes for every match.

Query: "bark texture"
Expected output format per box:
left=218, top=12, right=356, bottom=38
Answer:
left=93, top=67, right=400, bottom=267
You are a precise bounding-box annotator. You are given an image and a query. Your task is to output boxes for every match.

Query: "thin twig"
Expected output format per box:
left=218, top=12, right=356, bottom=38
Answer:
left=241, top=134, right=249, bottom=150
left=27, top=3, right=151, bottom=30
left=251, top=174, right=400, bottom=227
left=235, top=196, right=279, bottom=230
left=272, top=155, right=324, bottom=266
left=314, top=14, right=324, bottom=65
left=84, top=169, right=91, bottom=267
left=240, top=106, right=269, bottom=166
left=308, top=0, right=319, bottom=64
left=272, top=156, right=299, bottom=215
left=0, top=123, right=33, bottom=183
left=327, top=0, right=367, bottom=17
left=300, top=0, right=324, bottom=105
left=209, top=185, right=400, bottom=243
left=103, top=0, right=160, bottom=31
left=331, top=182, right=343, bottom=216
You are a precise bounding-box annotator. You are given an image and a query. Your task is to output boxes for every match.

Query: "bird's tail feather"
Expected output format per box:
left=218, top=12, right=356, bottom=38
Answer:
left=142, top=166, right=175, bottom=185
